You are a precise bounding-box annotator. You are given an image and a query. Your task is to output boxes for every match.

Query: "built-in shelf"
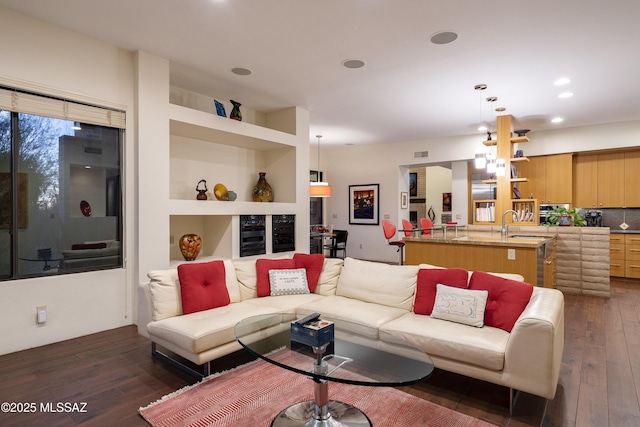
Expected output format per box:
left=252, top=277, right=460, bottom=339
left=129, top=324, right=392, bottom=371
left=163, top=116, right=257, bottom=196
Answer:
left=482, top=179, right=497, bottom=184
left=510, top=178, right=528, bottom=183
left=510, top=157, right=529, bottom=162
left=510, top=136, right=530, bottom=143
left=510, top=199, right=539, bottom=225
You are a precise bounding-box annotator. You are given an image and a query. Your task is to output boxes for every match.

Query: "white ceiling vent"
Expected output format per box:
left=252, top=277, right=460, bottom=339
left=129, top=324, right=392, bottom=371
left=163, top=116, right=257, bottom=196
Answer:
left=414, top=151, right=429, bottom=158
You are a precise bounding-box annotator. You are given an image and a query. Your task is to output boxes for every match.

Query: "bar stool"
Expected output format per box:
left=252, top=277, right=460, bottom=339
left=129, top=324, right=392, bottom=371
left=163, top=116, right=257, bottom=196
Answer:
left=382, top=220, right=405, bottom=265
left=420, top=218, right=434, bottom=235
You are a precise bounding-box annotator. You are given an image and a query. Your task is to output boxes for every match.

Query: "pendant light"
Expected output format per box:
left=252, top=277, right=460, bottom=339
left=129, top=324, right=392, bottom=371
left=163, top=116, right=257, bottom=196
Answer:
left=309, top=135, right=332, bottom=197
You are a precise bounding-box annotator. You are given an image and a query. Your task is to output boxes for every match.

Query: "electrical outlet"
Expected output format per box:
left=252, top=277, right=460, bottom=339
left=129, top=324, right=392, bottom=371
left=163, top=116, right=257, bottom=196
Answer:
left=456, top=214, right=461, bottom=219
left=384, top=214, right=390, bottom=219
left=359, top=244, right=363, bottom=249
left=37, top=305, right=47, bottom=324
left=332, top=213, right=338, bottom=219
left=507, top=249, right=516, bottom=260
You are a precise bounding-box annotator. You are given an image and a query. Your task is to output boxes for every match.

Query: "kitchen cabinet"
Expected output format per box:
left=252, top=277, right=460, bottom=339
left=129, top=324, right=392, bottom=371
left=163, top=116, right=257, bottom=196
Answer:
left=609, top=234, right=625, bottom=277
left=625, top=234, right=640, bottom=279
left=518, top=154, right=572, bottom=204
left=625, top=150, right=640, bottom=207
left=573, top=152, right=625, bottom=208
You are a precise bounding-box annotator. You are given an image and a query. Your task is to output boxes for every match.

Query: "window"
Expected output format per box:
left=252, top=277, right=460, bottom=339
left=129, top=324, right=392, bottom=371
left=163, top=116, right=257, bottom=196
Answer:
left=0, top=88, right=124, bottom=280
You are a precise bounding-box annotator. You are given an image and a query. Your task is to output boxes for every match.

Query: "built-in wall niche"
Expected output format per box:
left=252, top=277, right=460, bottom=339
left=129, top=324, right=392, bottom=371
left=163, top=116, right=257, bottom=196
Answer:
left=169, top=85, right=298, bottom=135
left=170, top=215, right=233, bottom=262
left=169, top=133, right=296, bottom=203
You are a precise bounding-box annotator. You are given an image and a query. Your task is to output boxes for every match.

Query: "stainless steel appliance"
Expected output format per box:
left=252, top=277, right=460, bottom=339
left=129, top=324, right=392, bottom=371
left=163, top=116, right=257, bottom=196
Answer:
left=539, top=203, right=570, bottom=225
left=272, top=214, right=295, bottom=253
left=581, top=209, right=603, bottom=227
left=239, top=215, right=266, bottom=257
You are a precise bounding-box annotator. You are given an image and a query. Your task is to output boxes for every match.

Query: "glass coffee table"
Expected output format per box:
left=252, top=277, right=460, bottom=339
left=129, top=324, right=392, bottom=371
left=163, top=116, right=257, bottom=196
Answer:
left=235, top=313, right=434, bottom=427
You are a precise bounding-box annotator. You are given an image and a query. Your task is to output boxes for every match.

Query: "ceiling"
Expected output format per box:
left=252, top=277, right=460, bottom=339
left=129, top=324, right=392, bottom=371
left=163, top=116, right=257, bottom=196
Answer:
left=1, top=0, right=639, bottom=145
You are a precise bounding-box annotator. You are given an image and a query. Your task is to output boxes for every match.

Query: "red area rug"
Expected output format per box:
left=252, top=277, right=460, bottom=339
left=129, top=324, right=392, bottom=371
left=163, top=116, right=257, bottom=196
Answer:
left=140, top=351, right=495, bottom=427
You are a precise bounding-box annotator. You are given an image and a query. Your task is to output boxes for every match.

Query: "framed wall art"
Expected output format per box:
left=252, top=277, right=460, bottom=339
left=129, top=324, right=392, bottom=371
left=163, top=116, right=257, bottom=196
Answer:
left=349, top=184, right=379, bottom=225
left=409, top=172, right=417, bottom=197
left=401, top=191, right=409, bottom=209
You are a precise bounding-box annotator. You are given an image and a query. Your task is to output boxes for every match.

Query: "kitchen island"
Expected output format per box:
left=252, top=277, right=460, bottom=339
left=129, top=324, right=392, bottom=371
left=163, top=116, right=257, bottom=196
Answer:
left=404, top=231, right=556, bottom=287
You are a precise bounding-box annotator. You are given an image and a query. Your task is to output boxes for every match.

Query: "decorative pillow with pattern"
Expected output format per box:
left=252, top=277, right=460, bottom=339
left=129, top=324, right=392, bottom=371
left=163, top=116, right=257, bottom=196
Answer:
left=430, top=283, right=488, bottom=327
left=268, top=268, right=310, bottom=296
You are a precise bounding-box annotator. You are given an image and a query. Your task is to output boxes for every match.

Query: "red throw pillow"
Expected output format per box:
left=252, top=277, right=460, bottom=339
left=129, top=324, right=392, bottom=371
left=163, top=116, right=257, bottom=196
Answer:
left=469, top=271, right=534, bottom=332
left=256, top=258, right=297, bottom=297
left=177, top=260, right=230, bottom=314
left=413, top=268, right=469, bottom=315
left=293, top=253, right=325, bottom=292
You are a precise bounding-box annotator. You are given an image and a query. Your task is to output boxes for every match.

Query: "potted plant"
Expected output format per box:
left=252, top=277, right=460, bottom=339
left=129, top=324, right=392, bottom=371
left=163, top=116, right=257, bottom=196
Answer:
left=545, top=206, right=586, bottom=226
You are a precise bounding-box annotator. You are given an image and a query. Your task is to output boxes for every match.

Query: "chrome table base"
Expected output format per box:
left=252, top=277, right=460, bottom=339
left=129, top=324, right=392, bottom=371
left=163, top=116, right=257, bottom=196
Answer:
left=271, top=400, right=371, bottom=427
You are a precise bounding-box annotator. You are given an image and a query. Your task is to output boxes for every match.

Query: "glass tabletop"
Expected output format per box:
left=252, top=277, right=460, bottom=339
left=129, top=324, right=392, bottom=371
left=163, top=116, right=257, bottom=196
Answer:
left=234, top=313, right=434, bottom=387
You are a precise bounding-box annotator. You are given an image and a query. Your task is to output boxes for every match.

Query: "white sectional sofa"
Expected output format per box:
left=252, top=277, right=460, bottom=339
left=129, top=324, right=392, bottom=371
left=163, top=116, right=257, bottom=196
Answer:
left=137, top=255, right=564, bottom=408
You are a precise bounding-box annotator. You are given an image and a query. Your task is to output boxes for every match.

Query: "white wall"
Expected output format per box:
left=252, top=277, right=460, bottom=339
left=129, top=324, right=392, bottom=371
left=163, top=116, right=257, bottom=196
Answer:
left=0, top=7, right=136, bottom=355
left=323, top=120, right=640, bottom=264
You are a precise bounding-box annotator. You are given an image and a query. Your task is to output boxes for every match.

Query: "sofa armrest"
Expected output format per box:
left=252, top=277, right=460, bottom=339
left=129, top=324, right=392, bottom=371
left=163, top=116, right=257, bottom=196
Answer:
left=503, top=287, right=564, bottom=399
left=137, top=282, right=153, bottom=338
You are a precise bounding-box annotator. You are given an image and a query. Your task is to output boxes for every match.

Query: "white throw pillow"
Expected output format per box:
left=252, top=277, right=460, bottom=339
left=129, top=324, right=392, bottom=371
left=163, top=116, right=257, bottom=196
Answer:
left=431, top=283, right=488, bottom=327
left=269, top=268, right=310, bottom=296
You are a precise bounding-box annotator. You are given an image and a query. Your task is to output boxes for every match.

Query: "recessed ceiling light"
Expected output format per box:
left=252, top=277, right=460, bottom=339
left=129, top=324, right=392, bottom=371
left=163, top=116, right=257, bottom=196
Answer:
left=551, top=117, right=564, bottom=123
left=430, top=31, right=458, bottom=45
left=558, top=92, right=574, bottom=98
left=231, top=67, right=252, bottom=76
left=553, top=78, right=571, bottom=86
left=341, top=59, right=366, bottom=69
left=478, top=125, right=488, bottom=131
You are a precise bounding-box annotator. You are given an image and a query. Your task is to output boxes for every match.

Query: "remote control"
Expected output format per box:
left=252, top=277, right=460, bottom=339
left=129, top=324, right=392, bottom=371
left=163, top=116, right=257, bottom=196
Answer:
left=295, top=312, right=321, bottom=325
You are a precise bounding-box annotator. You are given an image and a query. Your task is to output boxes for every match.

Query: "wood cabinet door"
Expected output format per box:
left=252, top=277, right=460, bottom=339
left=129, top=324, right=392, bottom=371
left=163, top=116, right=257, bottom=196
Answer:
left=519, top=156, right=545, bottom=202
left=597, top=152, right=625, bottom=207
left=573, top=154, right=598, bottom=208
left=545, top=154, right=573, bottom=204
left=625, top=150, right=640, bottom=207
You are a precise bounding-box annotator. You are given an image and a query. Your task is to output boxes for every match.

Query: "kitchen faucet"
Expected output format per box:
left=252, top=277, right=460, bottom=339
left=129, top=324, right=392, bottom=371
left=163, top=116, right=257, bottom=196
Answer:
left=501, top=210, right=517, bottom=238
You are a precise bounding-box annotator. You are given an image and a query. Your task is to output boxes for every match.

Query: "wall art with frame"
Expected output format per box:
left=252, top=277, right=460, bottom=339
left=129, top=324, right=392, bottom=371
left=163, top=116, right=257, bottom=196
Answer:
left=349, top=184, right=379, bottom=225
left=401, top=192, right=409, bottom=209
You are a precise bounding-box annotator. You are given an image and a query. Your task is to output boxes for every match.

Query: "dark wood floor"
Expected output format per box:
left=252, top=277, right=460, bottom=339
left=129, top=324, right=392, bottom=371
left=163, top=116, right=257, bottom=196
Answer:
left=0, top=278, right=638, bottom=427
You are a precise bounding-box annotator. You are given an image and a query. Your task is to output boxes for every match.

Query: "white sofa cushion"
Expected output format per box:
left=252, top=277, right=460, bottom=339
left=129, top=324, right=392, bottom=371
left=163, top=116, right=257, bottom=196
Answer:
left=243, top=293, right=325, bottom=312
left=147, top=259, right=240, bottom=321
left=296, top=295, right=408, bottom=339
left=336, top=258, right=418, bottom=311
left=315, top=258, right=343, bottom=296
left=147, top=302, right=280, bottom=354
left=379, top=313, right=509, bottom=371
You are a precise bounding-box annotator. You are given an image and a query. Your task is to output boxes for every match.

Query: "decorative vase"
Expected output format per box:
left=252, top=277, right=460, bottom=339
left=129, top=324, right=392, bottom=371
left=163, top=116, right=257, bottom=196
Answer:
left=252, top=172, right=274, bottom=202
left=230, top=100, right=242, bottom=121
left=179, top=234, right=202, bottom=261
left=196, top=179, right=208, bottom=200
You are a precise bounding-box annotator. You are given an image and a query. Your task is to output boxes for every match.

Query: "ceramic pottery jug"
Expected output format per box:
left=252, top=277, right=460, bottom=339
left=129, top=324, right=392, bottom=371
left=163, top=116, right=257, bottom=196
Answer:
left=230, top=100, right=242, bottom=121
left=179, top=234, right=202, bottom=261
left=252, top=172, right=274, bottom=202
left=196, top=179, right=208, bottom=200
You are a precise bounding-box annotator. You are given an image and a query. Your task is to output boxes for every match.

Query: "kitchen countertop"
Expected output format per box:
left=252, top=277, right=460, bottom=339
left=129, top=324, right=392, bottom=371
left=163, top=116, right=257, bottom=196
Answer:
left=404, top=233, right=553, bottom=248
left=609, top=230, right=640, bottom=234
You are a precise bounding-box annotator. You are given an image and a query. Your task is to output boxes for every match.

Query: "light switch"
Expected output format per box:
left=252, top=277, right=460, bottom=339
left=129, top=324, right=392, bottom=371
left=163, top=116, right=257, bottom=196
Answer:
left=507, top=249, right=516, bottom=260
